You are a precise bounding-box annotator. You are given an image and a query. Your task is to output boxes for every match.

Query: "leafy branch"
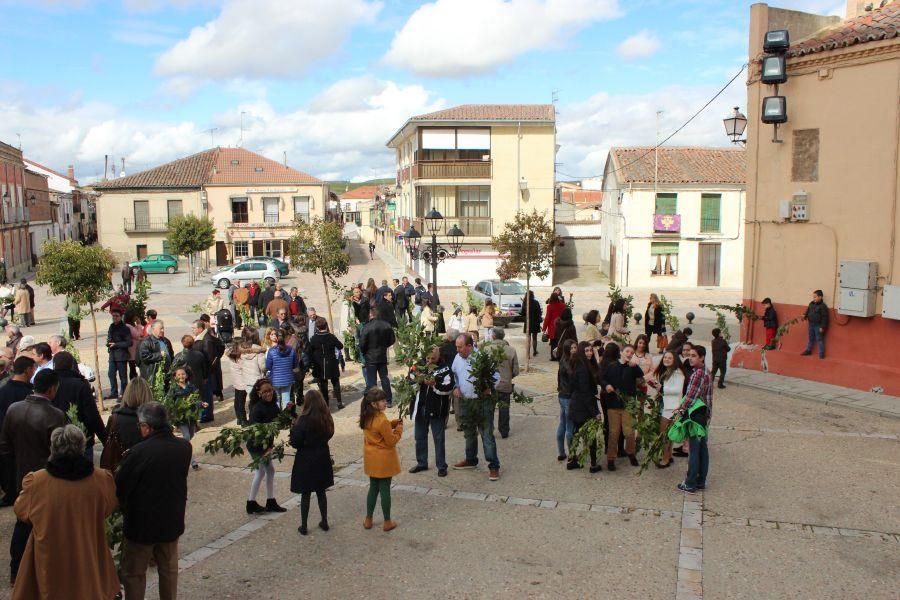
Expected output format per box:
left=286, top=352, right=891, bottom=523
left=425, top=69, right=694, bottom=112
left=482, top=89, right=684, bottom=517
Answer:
left=570, top=419, right=603, bottom=467
left=203, top=410, right=293, bottom=470
left=659, top=295, right=679, bottom=332
left=607, top=285, right=635, bottom=322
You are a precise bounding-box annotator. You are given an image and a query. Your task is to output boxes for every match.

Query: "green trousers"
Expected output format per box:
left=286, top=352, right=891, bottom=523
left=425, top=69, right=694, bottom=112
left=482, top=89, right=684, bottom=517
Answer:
left=366, top=477, right=392, bottom=519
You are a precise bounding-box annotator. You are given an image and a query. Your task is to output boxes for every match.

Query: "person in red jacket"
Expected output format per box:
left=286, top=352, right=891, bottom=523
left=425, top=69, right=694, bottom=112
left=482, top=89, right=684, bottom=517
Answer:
left=542, top=290, right=566, bottom=359
left=101, top=286, right=131, bottom=315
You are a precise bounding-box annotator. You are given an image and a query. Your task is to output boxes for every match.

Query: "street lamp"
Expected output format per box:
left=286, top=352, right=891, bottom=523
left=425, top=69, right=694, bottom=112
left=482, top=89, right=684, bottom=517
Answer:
left=402, top=206, right=465, bottom=306
left=723, top=107, right=748, bottom=145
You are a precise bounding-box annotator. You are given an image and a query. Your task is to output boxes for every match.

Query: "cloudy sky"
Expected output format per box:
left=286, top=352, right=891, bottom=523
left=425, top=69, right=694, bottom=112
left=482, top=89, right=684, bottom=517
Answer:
left=1, top=0, right=844, bottom=183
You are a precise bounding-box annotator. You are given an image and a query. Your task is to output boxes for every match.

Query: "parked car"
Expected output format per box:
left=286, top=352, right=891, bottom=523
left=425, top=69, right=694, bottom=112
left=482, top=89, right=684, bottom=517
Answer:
left=242, top=256, right=290, bottom=276
left=211, top=261, right=280, bottom=289
left=470, top=279, right=526, bottom=326
left=130, top=254, right=178, bottom=274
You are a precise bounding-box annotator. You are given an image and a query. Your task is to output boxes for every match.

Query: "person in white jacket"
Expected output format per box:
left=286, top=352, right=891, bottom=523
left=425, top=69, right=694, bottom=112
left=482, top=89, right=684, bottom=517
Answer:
left=420, top=301, right=437, bottom=334
left=646, top=350, right=687, bottom=469
left=447, top=308, right=465, bottom=334
left=203, top=289, right=226, bottom=317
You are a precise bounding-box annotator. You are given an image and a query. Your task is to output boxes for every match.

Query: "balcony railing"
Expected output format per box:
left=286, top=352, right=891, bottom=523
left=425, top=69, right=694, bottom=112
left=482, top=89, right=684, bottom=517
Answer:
left=653, top=213, right=681, bottom=234
left=402, top=216, right=493, bottom=238
left=124, top=218, right=169, bottom=232
left=224, top=221, right=298, bottom=230
left=412, top=160, right=492, bottom=180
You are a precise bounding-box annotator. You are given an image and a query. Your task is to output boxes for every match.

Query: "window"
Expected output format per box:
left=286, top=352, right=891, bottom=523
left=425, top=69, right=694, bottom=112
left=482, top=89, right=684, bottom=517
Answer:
left=655, top=193, right=677, bottom=215
left=263, top=240, right=282, bottom=258
left=133, top=200, right=149, bottom=228
left=651, top=242, right=679, bottom=276
left=231, top=197, right=248, bottom=223
left=458, top=186, right=490, bottom=236
left=162, top=240, right=170, bottom=255
left=263, top=197, right=279, bottom=224
left=233, top=241, right=248, bottom=259
left=293, top=196, right=310, bottom=223
left=167, top=199, right=183, bottom=221
left=700, top=194, right=721, bottom=233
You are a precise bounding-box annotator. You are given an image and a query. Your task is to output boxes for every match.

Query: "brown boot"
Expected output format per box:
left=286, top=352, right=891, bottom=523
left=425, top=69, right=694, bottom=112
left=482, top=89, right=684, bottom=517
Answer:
left=383, top=519, right=397, bottom=532
left=363, top=516, right=373, bottom=530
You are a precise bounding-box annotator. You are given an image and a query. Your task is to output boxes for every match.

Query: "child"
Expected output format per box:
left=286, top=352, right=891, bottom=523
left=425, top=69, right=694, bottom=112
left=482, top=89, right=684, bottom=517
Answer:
left=711, top=328, right=730, bottom=389
left=246, top=378, right=287, bottom=514
left=170, top=366, right=206, bottom=470
left=289, top=390, right=335, bottom=535
left=360, top=387, right=403, bottom=531
left=762, top=298, right=778, bottom=350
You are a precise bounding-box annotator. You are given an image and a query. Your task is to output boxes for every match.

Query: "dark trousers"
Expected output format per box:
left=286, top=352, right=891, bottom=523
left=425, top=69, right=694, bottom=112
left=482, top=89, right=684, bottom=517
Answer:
left=120, top=538, right=179, bottom=600
left=200, top=376, right=215, bottom=422
left=108, top=359, right=128, bottom=397
left=414, top=415, right=447, bottom=470
left=123, top=278, right=132, bottom=294
left=496, top=391, right=511, bottom=437
left=68, top=318, right=81, bottom=340
left=711, top=360, right=727, bottom=385
left=9, top=520, right=31, bottom=578
left=685, top=436, right=709, bottom=489
left=364, top=362, right=392, bottom=402
left=318, top=376, right=342, bottom=408
left=234, top=389, right=248, bottom=425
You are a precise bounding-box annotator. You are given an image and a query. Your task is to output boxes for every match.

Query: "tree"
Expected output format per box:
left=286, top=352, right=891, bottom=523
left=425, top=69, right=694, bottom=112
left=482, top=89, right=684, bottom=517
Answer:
left=491, top=209, right=557, bottom=372
left=35, top=240, right=117, bottom=410
left=165, top=215, right=216, bottom=286
left=289, top=218, right=349, bottom=329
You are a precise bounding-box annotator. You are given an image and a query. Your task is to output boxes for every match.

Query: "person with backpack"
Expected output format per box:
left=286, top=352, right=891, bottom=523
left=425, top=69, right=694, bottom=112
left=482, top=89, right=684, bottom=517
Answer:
left=215, top=308, right=235, bottom=344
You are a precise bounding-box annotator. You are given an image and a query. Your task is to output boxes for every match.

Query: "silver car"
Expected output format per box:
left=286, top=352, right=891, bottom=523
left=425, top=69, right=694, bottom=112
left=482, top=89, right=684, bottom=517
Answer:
left=211, top=260, right=280, bottom=289
left=471, top=279, right=526, bottom=325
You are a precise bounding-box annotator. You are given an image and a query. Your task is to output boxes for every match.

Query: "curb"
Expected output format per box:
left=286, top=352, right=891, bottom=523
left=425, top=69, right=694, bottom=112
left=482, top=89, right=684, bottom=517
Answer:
left=729, top=379, right=900, bottom=420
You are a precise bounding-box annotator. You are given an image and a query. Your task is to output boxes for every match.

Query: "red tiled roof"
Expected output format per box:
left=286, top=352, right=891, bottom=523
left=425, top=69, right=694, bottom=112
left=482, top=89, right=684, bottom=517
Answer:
left=340, top=185, right=378, bottom=200
left=208, top=147, right=321, bottom=185
left=787, top=2, right=900, bottom=57
left=94, top=149, right=217, bottom=190
left=411, top=104, right=555, bottom=122
left=608, top=147, right=746, bottom=185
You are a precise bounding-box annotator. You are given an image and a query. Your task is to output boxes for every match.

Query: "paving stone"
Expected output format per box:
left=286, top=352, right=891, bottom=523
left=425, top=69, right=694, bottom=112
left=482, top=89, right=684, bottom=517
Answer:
left=453, top=491, right=488, bottom=502
left=485, top=494, right=509, bottom=503
left=394, top=484, right=430, bottom=495
left=679, top=567, right=703, bottom=584
left=676, top=579, right=703, bottom=599
left=426, top=488, right=454, bottom=497
left=184, top=546, right=218, bottom=563
left=507, top=496, right=540, bottom=506
left=237, top=519, right=269, bottom=532
left=678, top=548, right=703, bottom=571
left=681, top=528, right=703, bottom=549
left=811, top=526, right=840, bottom=536
left=206, top=536, right=235, bottom=550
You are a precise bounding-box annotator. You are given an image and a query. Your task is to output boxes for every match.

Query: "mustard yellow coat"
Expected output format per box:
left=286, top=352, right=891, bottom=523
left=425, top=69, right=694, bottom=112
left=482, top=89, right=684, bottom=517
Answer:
left=363, top=412, right=403, bottom=478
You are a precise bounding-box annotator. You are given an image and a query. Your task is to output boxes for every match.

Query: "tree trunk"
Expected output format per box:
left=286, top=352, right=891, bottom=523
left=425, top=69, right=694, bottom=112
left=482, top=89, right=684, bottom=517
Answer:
left=322, top=271, right=335, bottom=330
left=89, top=302, right=105, bottom=412
left=189, top=253, right=194, bottom=287
left=524, top=273, right=531, bottom=373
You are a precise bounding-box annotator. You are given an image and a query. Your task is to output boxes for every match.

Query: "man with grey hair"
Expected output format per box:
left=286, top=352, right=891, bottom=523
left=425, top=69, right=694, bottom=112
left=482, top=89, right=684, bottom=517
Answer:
left=451, top=333, right=501, bottom=481
left=116, top=401, right=191, bottom=600
left=137, top=320, right=173, bottom=382
left=487, top=327, right=519, bottom=439
left=5, top=324, right=22, bottom=356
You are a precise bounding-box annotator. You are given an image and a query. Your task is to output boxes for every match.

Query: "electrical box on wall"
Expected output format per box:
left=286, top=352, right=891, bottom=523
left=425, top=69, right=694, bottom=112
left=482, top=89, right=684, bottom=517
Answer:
left=779, top=200, right=791, bottom=220
left=839, top=260, right=878, bottom=290
left=791, top=191, right=809, bottom=221
left=883, top=285, right=900, bottom=320
left=839, top=288, right=877, bottom=317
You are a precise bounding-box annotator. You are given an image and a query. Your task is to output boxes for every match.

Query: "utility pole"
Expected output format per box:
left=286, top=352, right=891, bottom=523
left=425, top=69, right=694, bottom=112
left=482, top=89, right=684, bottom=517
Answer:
left=654, top=110, right=663, bottom=199
left=240, top=111, right=246, bottom=146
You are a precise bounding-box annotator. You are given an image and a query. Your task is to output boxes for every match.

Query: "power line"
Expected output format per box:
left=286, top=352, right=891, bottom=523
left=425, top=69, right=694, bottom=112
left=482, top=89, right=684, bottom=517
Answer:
left=558, top=63, right=748, bottom=181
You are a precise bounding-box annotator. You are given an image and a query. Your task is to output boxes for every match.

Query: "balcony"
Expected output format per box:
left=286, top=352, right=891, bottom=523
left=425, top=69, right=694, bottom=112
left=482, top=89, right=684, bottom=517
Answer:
left=224, top=221, right=298, bottom=230
left=653, top=213, right=681, bottom=235
left=124, top=218, right=168, bottom=233
left=412, top=160, right=492, bottom=180
left=401, top=216, right=493, bottom=239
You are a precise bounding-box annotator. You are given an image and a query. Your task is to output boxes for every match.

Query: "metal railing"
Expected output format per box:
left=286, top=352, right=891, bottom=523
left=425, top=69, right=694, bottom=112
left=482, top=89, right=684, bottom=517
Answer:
left=224, top=221, right=297, bottom=229
left=406, top=216, right=492, bottom=238
left=124, top=218, right=169, bottom=232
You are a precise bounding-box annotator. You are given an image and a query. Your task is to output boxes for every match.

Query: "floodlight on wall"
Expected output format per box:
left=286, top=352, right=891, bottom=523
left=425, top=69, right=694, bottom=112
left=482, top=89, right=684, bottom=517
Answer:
left=763, top=30, right=789, bottom=54
left=723, top=107, right=748, bottom=145
left=761, top=55, right=787, bottom=84
left=761, top=96, right=787, bottom=124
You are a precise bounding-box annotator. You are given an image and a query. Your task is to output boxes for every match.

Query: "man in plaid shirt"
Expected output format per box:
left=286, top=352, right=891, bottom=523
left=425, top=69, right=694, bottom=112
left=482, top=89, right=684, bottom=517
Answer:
left=677, top=345, right=712, bottom=494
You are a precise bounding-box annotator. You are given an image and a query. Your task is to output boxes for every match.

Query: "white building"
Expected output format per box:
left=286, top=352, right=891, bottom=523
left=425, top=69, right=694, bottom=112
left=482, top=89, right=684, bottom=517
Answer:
left=24, top=159, right=77, bottom=241
left=599, top=147, right=746, bottom=288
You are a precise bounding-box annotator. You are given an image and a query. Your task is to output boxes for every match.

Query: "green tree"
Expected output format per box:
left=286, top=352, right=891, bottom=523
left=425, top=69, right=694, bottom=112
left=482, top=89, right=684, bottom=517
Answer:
left=289, top=218, right=349, bottom=328
left=35, top=240, right=117, bottom=409
left=491, top=209, right=557, bottom=372
left=165, top=215, right=216, bottom=286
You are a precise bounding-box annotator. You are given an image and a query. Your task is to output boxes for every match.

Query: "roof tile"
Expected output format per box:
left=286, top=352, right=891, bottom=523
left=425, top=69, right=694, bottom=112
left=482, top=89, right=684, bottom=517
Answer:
left=339, top=185, right=379, bottom=200
left=411, top=104, right=555, bottom=122
left=609, top=147, right=746, bottom=185
left=787, top=2, right=899, bottom=58
left=94, top=149, right=217, bottom=190
left=209, top=148, right=321, bottom=185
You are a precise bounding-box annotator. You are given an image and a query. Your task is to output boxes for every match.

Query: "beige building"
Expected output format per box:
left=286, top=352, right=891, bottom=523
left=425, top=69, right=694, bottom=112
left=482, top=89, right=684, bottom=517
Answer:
left=600, top=147, right=746, bottom=289
left=94, top=147, right=327, bottom=266
left=386, top=104, right=557, bottom=285
left=734, top=1, right=900, bottom=394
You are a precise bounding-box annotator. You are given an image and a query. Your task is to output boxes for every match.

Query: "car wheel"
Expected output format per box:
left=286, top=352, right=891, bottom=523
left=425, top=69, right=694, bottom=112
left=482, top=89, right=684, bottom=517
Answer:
left=166, top=266, right=176, bottom=274
left=265, top=277, right=275, bottom=286
left=218, top=278, right=230, bottom=289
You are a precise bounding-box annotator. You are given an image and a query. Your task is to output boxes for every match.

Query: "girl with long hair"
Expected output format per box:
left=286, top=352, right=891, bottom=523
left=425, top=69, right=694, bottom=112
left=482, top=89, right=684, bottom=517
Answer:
left=644, top=293, right=664, bottom=350
left=360, top=387, right=403, bottom=532
left=556, top=339, right=578, bottom=461
left=600, top=343, right=644, bottom=470
left=228, top=328, right=266, bottom=426
left=609, top=298, right=630, bottom=338
left=523, top=290, right=543, bottom=357
left=464, top=305, right=479, bottom=336
left=633, top=334, right=654, bottom=376
left=245, top=378, right=287, bottom=514
left=647, top=350, right=687, bottom=468
left=479, top=299, right=496, bottom=341
left=170, top=365, right=205, bottom=470
left=551, top=308, right=577, bottom=362
left=542, top=291, right=566, bottom=359
left=447, top=307, right=465, bottom=333
left=290, top=390, right=335, bottom=535
left=567, top=341, right=602, bottom=473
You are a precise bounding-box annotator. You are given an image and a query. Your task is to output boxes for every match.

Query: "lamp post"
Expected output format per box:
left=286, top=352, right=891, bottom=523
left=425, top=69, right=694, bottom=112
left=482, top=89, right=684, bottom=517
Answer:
left=402, top=207, right=465, bottom=307
left=723, top=107, right=748, bottom=145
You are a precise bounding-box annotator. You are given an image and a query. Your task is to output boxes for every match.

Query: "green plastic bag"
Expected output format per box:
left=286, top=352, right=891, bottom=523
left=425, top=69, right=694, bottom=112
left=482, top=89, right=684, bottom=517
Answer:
left=667, top=398, right=708, bottom=443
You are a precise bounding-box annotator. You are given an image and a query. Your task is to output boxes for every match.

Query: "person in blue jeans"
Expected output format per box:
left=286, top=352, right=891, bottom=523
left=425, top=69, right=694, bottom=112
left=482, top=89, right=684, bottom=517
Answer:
left=556, top=339, right=578, bottom=461
left=801, top=289, right=829, bottom=359
left=265, top=330, right=297, bottom=409
left=677, top=345, right=712, bottom=494
left=450, top=333, right=501, bottom=481
left=408, top=347, right=454, bottom=477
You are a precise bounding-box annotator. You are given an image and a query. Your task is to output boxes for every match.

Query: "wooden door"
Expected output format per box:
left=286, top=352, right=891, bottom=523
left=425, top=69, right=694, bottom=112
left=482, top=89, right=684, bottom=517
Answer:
left=136, top=244, right=147, bottom=259
left=215, top=241, right=228, bottom=266
left=698, top=243, right=721, bottom=287
left=609, top=245, right=617, bottom=286
left=252, top=240, right=264, bottom=256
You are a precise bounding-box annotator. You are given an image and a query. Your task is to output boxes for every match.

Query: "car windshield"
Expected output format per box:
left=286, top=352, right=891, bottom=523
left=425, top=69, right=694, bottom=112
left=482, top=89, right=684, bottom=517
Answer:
left=494, top=281, right=525, bottom=295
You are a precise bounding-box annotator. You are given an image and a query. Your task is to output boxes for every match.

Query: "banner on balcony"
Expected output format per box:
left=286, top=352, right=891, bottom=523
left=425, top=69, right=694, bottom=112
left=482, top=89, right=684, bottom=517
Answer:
left=654, top=213, right=681, bottom=232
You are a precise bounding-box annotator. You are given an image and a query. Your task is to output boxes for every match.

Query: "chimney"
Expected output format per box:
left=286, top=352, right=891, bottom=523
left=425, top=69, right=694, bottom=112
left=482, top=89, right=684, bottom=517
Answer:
left=67, top=165, right=75, bottom=180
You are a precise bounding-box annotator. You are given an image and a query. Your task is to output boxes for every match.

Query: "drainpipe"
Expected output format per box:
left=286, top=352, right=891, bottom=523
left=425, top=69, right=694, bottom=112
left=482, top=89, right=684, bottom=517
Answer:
left=516, top=121, right=522, bottom=212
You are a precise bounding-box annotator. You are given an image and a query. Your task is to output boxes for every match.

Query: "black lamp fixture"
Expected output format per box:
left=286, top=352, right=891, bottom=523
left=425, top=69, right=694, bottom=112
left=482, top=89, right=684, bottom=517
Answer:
left=723, top=107, right=748, bottom=145
left=402, top=207, right=465, bottom=307
left=424, top=207, right=444, bottom=235
left=763, top=30, right=789, bottom=54
left=760, top=55, right=787, bottom=84
left=447, top=224, right=465, bottom=255
left=761, top=96, right=788, bottom=124
left=761, top=29, right=790, bottom=142
left=403, top=224, right=421, bottom=253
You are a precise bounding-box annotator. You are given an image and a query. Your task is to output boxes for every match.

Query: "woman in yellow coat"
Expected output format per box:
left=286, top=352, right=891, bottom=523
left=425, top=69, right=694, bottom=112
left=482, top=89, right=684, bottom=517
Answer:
left=360, top=387, right=403, bottom=531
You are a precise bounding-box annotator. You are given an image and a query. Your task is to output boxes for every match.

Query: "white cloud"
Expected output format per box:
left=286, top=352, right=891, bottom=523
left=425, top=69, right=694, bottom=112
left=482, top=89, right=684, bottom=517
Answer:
left=111, top=20, right=181, bottom=47
left=770, top=0, right=845, bottom=16
left=615, top=30, right=661, bottom=60
left=154, top=0, right=382, bottom=83
left=556, top=79, right=745, bottom=179
left=383, top=0, right=621, bottom=77
left=308, top=76, right=389, bottom=113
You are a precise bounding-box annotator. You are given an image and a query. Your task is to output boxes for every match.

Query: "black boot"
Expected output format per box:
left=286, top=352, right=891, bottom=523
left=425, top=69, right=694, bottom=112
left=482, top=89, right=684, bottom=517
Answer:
left=246, top=500, right=265, bottom=514
left=607, top=460, right=616, bottom=471
left=628, top=454, right=639, bottom=467
left=266, top=498, right=287, bottom=513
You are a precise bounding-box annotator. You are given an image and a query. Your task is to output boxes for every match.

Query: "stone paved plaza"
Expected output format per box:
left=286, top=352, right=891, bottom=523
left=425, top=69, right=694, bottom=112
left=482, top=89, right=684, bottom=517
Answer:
left=0, top=242, right=898, bottom=599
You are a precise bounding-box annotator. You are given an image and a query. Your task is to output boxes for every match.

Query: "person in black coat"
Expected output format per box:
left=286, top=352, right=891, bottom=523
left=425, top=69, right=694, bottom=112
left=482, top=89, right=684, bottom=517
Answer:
left=258, top=283, right=276, bottom=326
left=408, top=346, right=454, bottom=476
left=359, top=306, right=396, bottom=406
left=306, top=318, right=345, bottom=410
left=52, top=352, right=106, bottom=457
left=523, top=291, right=543, bottom=358
left=114, top=401, right=192, bottom=600
left=0, top=356, right=35, bottom=504
left=289, top=390, right=335, bottom=535
left=392, top=278, right=409, bottom=324
left=172, top=335, right=208, bottom=392
left=644, top=293, right=665, bottom=347
left=567, top=342, right=602, bottom=473
left=246, top=378, right=287, bottom=514
left=106, top=309, right=132, bottom=400
left=600, top=344, right=645, bottom=470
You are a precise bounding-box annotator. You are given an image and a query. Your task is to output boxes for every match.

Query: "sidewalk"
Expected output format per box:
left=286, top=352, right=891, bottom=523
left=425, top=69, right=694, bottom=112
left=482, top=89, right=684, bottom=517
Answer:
left=728, top=367, right=900, bottom=419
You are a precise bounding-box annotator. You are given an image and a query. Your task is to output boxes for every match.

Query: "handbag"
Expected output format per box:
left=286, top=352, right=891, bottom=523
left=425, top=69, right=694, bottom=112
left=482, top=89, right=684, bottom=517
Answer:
left=541, top=332, right=549, bottom=343
left=656, top=334, right=669, bottom=350
left=100, top=414, right=125, bottom=471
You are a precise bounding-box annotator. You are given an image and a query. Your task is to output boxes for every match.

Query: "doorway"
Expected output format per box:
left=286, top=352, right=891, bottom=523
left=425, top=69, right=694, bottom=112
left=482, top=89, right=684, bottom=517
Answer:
left=698, top=243, right=721, bottom=287
left=136, top=244, right=147, bottom=260
left=215, top=241, right=228, bottom=266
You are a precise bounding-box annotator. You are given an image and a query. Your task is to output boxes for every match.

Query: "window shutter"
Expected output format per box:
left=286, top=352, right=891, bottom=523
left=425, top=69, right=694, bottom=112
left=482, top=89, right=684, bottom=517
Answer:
left=700, top=194, right=721, bottom=232
left=655, top=193, right=677, bottom=215
left=651, top=242, right=679, bottom=255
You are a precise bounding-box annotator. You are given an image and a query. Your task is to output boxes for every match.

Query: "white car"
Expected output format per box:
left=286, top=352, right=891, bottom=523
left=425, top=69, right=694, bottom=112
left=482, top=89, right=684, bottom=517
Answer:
left=211, top=261, right=280, bottom=289
left=471, top=279, right=526, bottom=325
